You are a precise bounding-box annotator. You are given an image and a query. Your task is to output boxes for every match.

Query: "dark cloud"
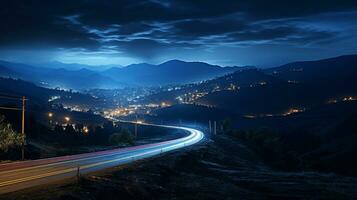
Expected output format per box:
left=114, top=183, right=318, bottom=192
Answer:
left=0, top=0, right=101, bottom=49
left=228, top=27, right=297, bottom=41
left=113, top=39, right=168, bottom=58
left=106, top=38, right=201, bottom=59
left=177, top=0, right=357, bottom=19
left=0, top=0, right=357, bottom=66
left=173, top=19, right=247, bottom=37
left=114, top=23, right=155, bottom=35
left=226, top=26, right=337, bottom=45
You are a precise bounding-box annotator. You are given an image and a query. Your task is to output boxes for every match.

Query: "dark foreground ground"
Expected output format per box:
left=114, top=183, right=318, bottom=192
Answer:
left=2, top=134, right=357, bottom=200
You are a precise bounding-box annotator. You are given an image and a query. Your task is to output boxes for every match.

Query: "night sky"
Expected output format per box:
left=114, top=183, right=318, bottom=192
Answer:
left=1, top=0, right=357, bottom=67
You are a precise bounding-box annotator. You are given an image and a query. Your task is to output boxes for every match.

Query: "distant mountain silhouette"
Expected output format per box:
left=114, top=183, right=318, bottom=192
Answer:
left=0, top=64, right=15, bottom=77
left=2, top=54, right=356, bottom=91
left=0, top=60, right=245, bottom=89
left=0, top=61, right=128, bottom=89
left=102, top=60, right=244, bottom=86
left=41, top=61, right=120, bottom=71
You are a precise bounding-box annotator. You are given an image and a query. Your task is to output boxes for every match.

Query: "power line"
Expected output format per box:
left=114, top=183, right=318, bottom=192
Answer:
left=0, top=106, right=22, bottom=111
left=0, top=92, right=23, bottom=98
left=0, top=94, right=28, bottom=111
left=0, top=93, right=29, bottom=101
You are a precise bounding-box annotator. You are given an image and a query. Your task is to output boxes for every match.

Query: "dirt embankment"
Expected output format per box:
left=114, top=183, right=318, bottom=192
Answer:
left=2, top=135, right=357, bottom=200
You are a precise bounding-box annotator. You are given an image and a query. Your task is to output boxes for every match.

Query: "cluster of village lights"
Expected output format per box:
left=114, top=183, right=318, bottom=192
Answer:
left=48, top=112, right=88, bottom=134
left=48, top=112, right=70, bottom=122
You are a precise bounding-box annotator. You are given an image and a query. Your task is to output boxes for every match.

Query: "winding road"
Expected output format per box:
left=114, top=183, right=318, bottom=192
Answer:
left=0, top=123, right=204, bottom=194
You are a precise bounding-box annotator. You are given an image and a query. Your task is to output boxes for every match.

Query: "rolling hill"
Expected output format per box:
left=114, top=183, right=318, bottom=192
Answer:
left=0, top=77, right=101, bottom=109
left=138, top=68, right=281, bottom=105
left=265, top=54, right=357, bottom=83
left=196, top=54, right=357, bottom=115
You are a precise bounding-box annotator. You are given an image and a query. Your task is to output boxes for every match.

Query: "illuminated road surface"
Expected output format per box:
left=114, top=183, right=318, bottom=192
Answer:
left=0, top=123, right=204, bottom=194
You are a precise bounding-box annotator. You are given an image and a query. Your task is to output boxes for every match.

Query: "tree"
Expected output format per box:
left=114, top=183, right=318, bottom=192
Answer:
left=75, top=123, right=84, bottom=132
left=0, top=115, right=23, bottom=152
left=109, top=129, right=134, bottom=145
left=64, top=124, right=76, bottom=134
left=54, top=124, right=63, bottom=133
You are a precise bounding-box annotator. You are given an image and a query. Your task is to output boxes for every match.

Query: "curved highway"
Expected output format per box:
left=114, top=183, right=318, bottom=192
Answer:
left=0, top=123, right=204, bottom=194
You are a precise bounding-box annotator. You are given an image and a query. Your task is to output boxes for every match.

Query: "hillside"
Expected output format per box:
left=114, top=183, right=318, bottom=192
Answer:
left=0, top=77, right=101, bottom=109
left=136, top=68, right=271, bottom=104
left=195, top=55, right=357, bottom=115
left=265, top=54, right=357, bottom=83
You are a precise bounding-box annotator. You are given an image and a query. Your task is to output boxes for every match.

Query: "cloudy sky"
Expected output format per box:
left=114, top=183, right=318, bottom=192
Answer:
left=1, top=0, right=357, bottom=67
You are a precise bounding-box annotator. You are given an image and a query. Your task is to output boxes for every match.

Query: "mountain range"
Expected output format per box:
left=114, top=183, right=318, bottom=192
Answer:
left=130, top=54, right=357, bottom=116
left=0, top=60, right=243, bottom=89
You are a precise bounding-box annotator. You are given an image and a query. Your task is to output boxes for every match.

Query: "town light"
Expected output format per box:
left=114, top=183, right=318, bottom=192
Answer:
left=83, top=126, right=89, bottom=134
left=48, top=112, right=53, bottom=117
left=64, top=116, right=70, bottom=122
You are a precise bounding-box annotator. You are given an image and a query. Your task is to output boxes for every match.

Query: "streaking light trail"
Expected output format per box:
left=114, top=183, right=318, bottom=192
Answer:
left=0, top=122, right=204, bottom=194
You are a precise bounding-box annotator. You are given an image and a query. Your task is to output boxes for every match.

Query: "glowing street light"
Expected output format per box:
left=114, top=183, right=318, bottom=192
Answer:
left=83, top=126, right=89, bottom=134
left=48, top=112, right=54, bottom=126
left=64, top=116, right=70, bottom=123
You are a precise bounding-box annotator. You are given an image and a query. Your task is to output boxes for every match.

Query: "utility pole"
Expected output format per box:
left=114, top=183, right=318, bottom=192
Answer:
left=134, top=115, right=138, bottom=139
left=76, top=165, right=81, bottom=184
left=134, top=123, right=138, bottom=139
left=0, top=94, right=27, bottom=160
left=21, top=96, right=26, bottom=160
